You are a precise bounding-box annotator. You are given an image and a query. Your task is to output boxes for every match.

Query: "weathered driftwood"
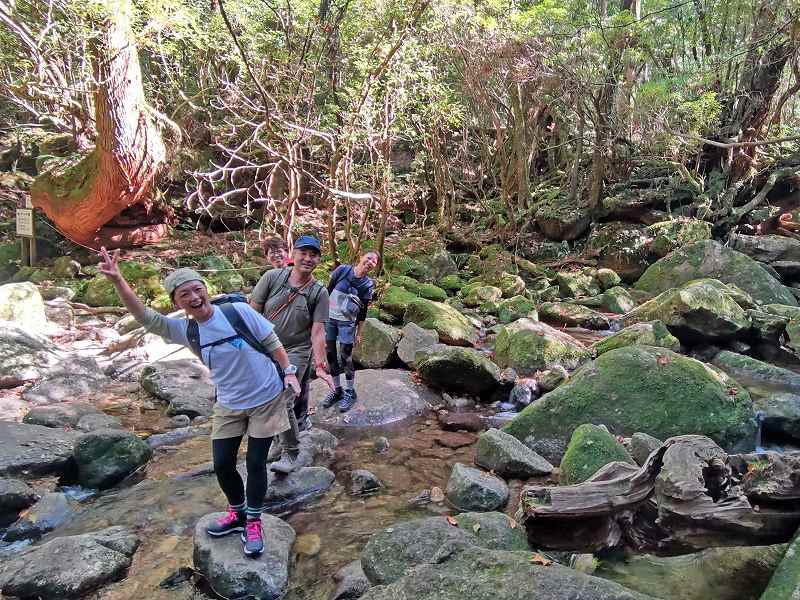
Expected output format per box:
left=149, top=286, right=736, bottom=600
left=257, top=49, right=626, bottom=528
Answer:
left=519, top=435, right=800, bottom=555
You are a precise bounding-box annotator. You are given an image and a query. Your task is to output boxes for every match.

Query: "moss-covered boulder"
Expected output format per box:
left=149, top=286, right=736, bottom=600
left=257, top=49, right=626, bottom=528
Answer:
left=464, top=285, right=502, bottom=308
left=593, top=321, right=680, bottom=356
left=446, top=463, right=509, bottom=511
left=557, top=270, right=602, bottom=299
left=475, top=428, right=554, bottom=478
left=417, top=345, right=501, bottom=397
left=201, top=255, right=244, bottom=293
left=646, top=218, right=712, bottom=258
left=390, top=256, right=430, bottom=281
left=623, top=279, right=751, bottom=342
left=587, top=223, right=651, bottom=283
left=418, top=283, right=448, bottom=302
left=502, top=346, right=755, bottom=455
left=499, top=272, right=525, bottom=298
left=353, top=318, right=401, bottom=369
left=391, top=275, right=421, bottom=294
left=539, top=302, right=610, bottom=330
left=559, top=424, right=635, bottom=485
left=380, top=286, right=418, bottom=318
left=635, top=240, right=797, bottom=306
left=535, top=192, right=592, bottom=241
left=494, top=318, right=591, bottom=375
left=404, top=299, right=477, bottom=346
left=0, top=243, right=20, bottom=282
left=497, top=295, right=537, bottom=324
left=419, top=249, right=458, bottom=282
left=73, top=429, right=152, bottom=489
left=83, top=261, right=161, bottom=307
left=711, top=351, right=800, bottom=396
left=51, top=256, right=81, bottom=279
left=438, top=274, right=465, bottom=293
left=602, top=286, right=636, bottom=314
left=748, top=309, right=788, bottom=343
left=595, top=268, right=622, bottom=291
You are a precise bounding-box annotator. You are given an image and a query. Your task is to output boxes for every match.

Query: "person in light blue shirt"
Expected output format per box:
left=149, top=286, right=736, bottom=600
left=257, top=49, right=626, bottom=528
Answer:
left=98, top=248, right=299, bottom=558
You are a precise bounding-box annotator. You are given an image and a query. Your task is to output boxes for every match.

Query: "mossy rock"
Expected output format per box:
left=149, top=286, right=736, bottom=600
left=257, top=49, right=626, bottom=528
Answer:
left=417, top=345, right=501, bottom=397
left=403, top=299, right=477, bottom=347
left=438, top=274, right=465, bottom=293
left=560, top=424, right=635, bottom=485
left=557, top=270, right=601, bottom=299
left=502, top=346, right=755, bottom=454
left=602, top=286, right=636, bottom=314
left=593, top=321, right=680, bottom=356
left=539, top=302, right=610, bottom=330
left=494, top=318, right=591, bottom=375
left=0, top=243, right=20, bottom=282
left=83, top=261, right=161, bottom=307
left=379, top=286, right=418, bottom=318
left=587, top=223, right=651, bottom=283
left=418, top=283, right=448, bottom=302
left=201, top=255, right=244, bottom=293
left=11, top=266, right=52, bottom=284
left=497, top=295, right=537, bottom=324
left=534, top=193, right=592, bottom=241
left=646, top=218, right=712, bottom=258
left=391, top=275, right=422, bottom=294
left=389, top=256, right=430, bottom=281
left=499, top=273, right=525, bottom=298
left=465, top=285, right=502, bottom=308
left=635, top=240, right=797, bottom=306
left=623, top=279, right=751, bottom=343
left=595, top=268, right=622, bottom=291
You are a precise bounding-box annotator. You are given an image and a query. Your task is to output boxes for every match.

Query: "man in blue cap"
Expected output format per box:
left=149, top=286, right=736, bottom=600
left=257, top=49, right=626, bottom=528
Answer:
left=250, top=235, right=333, bottom=473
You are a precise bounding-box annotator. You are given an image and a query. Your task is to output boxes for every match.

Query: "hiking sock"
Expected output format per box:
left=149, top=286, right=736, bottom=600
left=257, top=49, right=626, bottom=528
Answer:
left=332, top=374, right=342, bottom=388
left=246, top=506, right=262, bottom=521
left=345, top=377, right=354, bottom=390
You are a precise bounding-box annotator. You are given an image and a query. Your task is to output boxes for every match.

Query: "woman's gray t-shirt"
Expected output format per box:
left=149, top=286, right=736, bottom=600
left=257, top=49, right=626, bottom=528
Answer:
left=140, top=304, right=283, bottom=410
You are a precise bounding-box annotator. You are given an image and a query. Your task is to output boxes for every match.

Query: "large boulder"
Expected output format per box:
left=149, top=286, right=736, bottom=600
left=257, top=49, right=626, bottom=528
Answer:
left=445, top=463, right=508, bottom=511
left=396, top=322, right=439, bottom=367
left=0, top=526, right=139, bottom=599
left=140, top=358, right=215, bottom=417
left=729, top=233, right=800, bottom=264
left=711, top=350, right=800, bottom=396
left=262, top=466, right=336, bottom=512
left=556, top=270, right=601, bottom=299
left=535, top=195, right=592, bottom=241
left=0, top=282, right=49, bottom=333
left=539, top=302, right=610, bottom=330
left=502, top=346, right=756, bottom=457
left=760, top=529, right=800, bottom=600
left=419, top=249, right=458, bottom=282
left=404, top=299, right=477, bottom=347
left=22, top=355, right=109, bottom=405
left=497, top=295, right=537, bottom=324
left=602, top=286, right=636, bottom=313
left=494, top=318, right=591, bottom=375
left=596, top=544, right=786, bottom=600
left=73, top=429, right=153, bottom=489
left=361, top=512, right=528, bottom=586
left=755, top=393, right=800, bottom=442
left=464, top=285, right=502, bottom=308
left=0, top=421, right=77, bottom=477
left=559, top=424, right=635, bottom=485
left=193, top=513, right=295, bottom=600
left=635, top=240, right=797, bottom=306
left=593, top=321, right=680, bottom=356
left=379, top=286, right=418, bottom=319
left=353, top=318, right=401, bottom=368
left=646, top=218, right=712, bottom=257
left=587, top=222, right=651, bottom=282
left=474, top=428, right=553, bottom=478
left=311, top=369, right=440, bottom=427
left=416, top=345, right=501, bottom=398
left=360, top=545, right=659, bottom=600
left=0, top=323, right=60, bottom=387
left=83, top=261, right=161, bottom=307
left=624, top=279, right=752, bottom=342
left=23, top=402, right=113, bottom=429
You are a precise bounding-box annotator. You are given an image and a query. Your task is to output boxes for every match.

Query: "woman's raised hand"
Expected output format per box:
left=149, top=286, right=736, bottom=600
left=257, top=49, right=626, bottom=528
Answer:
left=98, top=246, right=122, bottom=281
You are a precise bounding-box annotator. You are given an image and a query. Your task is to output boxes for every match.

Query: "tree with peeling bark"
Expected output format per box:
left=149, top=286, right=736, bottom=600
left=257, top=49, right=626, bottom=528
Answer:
left=25, top=0, right=166, bottom=248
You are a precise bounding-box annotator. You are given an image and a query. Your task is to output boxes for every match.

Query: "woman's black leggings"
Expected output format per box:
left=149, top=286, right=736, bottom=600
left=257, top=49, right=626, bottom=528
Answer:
left=327, top=340, right=355, bottom=381
left=212, top=436, right=272, bottom=509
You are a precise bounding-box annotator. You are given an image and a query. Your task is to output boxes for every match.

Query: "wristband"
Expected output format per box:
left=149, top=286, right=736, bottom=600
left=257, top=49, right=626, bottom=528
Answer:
left=284, top=364, right=298, bottom=375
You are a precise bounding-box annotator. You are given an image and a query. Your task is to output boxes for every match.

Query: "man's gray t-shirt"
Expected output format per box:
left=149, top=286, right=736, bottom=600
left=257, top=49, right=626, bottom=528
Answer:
left=139, top=304, right=283, bottom=410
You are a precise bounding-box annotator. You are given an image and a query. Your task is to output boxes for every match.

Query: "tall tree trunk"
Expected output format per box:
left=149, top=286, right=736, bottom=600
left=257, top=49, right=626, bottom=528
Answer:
left=31, top=0, right=165, bottom=248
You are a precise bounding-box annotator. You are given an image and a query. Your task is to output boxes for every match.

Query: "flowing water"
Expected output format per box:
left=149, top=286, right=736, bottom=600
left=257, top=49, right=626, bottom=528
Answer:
left=34, top=412, right=492, bottom=599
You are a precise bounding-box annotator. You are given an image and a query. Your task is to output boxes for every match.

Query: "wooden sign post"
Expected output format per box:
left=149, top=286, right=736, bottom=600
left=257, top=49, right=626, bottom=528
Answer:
left=16, top=197, right=36, bottom=266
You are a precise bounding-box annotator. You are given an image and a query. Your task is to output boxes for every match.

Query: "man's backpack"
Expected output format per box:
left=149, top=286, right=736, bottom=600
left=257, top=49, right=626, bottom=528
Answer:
left=186, top=294, right=284, bottom=379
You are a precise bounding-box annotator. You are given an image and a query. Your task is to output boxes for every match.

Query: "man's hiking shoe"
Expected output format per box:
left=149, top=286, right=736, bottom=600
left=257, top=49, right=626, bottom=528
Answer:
left=206, top=507, right=245, bottom=537
left=322, top=387, right=343, bottom=409
left=339, top=389, right=357, bottom=412
left=270, top=450, right=300, bottom=475
left=298, top=415, right=313, bottom=432
left=241, top=519, right=264, bottom=556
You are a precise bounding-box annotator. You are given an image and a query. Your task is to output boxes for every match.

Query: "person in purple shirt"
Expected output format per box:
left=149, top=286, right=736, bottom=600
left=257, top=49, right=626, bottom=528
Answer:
left=322, top=251, right=379, bottom=412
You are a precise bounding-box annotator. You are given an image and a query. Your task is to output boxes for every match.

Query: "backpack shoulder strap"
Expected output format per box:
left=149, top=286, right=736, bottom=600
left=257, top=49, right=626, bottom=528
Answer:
left=186, top=319, right=201, bottom=358
left=219, top=302, right=286, bottom=379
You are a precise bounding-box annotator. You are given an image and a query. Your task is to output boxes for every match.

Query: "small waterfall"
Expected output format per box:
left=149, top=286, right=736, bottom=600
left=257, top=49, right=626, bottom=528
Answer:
left=754, top=411, right=765, bottom=453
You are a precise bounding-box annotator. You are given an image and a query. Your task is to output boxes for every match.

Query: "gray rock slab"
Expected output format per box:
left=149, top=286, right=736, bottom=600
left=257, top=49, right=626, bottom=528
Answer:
left=3, top=492, right=73, bottom=542
left=396, top=322, right=439, bottom=367
left=140, top=358, right=215, bottom=418
left=445, top=463, right=508, bottom=512
left=0, top=526, right=139, bottom=599
left=193, top=512, right=295, bottom=600
left=475, top=428, right=553, bottom=478
left=22, top=355, right=108, bottom=405
left=262, top=466, right=335, bottom=512
left=629, top=432, right=664, bottom=466
left=0, top=421, right=77, bottom=477
left=311, top=369, right=439, bottom=427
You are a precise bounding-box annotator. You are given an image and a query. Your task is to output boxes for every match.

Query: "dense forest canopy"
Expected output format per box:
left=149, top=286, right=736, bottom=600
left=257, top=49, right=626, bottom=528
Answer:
left=1, top=0, right=798, bottom=257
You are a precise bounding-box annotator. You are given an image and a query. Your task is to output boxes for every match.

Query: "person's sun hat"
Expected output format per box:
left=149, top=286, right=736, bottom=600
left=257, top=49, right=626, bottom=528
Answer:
left=163, top=267, right=205, bottom=298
